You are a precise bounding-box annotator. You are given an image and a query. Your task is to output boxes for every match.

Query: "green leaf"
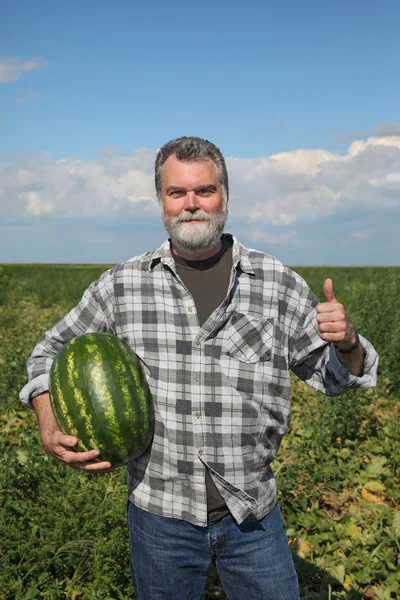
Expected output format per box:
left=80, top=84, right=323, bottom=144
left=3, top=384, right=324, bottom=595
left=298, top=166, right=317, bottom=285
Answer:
left=329, top=564, right=345, bottom=584
left=372, top=586, right=392, bottom=600
left=16, top=450, right=29, bottom=464
left=366, top=456, right=388, bottom=477
left=345, top=522, right=362, bottom=539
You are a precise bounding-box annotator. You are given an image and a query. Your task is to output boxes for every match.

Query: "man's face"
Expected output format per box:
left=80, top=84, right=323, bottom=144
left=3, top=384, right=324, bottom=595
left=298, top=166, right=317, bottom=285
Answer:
left=160, top=155, right=228, bottom=255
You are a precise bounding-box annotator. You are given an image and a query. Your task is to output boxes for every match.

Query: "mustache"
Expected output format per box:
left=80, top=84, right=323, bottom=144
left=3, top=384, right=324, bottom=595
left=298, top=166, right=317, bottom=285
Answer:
left=174, top=211, right=211, bottom=223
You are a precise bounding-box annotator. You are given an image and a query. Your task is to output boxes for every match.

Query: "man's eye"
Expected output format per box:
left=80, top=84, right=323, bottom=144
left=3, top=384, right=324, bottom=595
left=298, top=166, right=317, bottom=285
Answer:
left=170, top=190, right=184, bottom=197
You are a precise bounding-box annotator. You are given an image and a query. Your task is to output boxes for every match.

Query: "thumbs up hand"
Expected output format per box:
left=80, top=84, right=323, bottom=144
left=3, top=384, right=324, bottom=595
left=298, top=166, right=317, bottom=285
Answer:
left=316, top=279, right=358, bottom=351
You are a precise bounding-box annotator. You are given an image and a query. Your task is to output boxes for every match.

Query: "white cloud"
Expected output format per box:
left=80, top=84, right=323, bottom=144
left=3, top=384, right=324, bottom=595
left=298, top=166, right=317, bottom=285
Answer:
left=0, top=56, right=48, bottom=83
left=1, top=135, right=400, bottom=236
left=24, top=191, right=53, bottom=216
left=0, top=149, right=158, bottom=219
left=226, top=136, right=400, bottom=226
left=348, top=135, right=400, bottom=155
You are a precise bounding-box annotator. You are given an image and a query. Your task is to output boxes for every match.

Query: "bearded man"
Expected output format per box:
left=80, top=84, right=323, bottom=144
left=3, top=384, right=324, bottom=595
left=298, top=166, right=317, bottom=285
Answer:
left=20, top=136, right=378, bottom=600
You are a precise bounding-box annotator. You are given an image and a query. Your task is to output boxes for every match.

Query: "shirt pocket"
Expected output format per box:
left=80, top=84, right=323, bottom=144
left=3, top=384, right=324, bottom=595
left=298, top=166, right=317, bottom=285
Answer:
left=226, top=313, right=274, bottom=363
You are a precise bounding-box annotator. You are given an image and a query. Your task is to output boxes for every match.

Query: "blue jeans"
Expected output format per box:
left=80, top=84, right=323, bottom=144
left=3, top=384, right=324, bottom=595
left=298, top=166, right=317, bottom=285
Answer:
left=127, top=501, right=300, bottom=600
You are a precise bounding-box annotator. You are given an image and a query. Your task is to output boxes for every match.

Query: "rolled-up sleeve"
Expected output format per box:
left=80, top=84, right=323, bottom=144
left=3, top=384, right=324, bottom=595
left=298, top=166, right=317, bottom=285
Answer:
left=19, top=269, right=115, bottom=408
left=324, top=334, right=379, bottom=392
left=288, top=277, right=379, bottom=396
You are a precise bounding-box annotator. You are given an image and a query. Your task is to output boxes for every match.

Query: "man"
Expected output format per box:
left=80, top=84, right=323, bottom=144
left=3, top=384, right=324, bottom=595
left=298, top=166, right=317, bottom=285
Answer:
left=20, top=136, right=379, bottom=600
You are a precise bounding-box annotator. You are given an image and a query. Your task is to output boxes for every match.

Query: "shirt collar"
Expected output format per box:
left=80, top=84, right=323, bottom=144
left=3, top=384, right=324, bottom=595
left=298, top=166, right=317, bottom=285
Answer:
left=148, top=233, right=255, bottom=275
left=148, top=239, right=175, bottom=271
left=231, top=235, right=255, bottom=275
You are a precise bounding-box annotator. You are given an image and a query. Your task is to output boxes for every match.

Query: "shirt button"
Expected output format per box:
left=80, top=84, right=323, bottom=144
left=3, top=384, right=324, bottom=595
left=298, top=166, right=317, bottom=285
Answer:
left=195, top=339, right=200, bottom=346
left=199, top=449, right=203, bottom=455
left=195, top=375, right=200, bottom=382
left=195, top=411, right=201, bottom=419
left=188, top=307, right=193, bottom=313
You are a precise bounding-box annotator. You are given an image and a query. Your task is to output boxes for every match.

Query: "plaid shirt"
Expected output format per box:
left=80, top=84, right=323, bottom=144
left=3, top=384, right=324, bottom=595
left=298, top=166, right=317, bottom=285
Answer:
left=20, top=235, right=379, bottom=526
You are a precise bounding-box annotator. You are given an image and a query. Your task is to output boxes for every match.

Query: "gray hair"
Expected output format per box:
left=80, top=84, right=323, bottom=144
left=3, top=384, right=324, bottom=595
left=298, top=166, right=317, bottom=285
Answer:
left=155, top=136, right=229, bottom=202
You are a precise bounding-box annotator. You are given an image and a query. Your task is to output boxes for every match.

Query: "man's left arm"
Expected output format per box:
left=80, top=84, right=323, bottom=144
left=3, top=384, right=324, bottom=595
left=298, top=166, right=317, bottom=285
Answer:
left=289, top=275, right=379, bottom=396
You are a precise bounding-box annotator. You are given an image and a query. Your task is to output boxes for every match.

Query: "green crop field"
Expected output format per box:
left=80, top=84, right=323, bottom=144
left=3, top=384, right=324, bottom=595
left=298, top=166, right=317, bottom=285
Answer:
left=0, top=264, right=399, bottom=600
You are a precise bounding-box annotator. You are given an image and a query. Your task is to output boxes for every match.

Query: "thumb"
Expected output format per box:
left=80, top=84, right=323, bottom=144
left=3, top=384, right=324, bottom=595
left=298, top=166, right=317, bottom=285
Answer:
left=66, top=436, right=78, bottom=447
left=323, top=278, right=336, bottom=303
left=56, top=432, right=78, bottom=447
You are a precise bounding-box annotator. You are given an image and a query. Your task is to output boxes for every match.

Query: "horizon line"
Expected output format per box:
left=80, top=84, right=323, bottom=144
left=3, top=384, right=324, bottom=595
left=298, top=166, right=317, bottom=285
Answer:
left=1, top=263, right=399, bottom=268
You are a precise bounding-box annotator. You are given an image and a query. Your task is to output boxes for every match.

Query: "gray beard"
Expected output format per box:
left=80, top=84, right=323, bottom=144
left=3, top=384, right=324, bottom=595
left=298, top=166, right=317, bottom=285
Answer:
left=161, top=207, right=228, bottom=255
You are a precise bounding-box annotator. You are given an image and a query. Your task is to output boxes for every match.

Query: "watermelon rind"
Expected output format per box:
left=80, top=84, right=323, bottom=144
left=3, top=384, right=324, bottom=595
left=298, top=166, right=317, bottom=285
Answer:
left=49, top=332, right=155, bottom=467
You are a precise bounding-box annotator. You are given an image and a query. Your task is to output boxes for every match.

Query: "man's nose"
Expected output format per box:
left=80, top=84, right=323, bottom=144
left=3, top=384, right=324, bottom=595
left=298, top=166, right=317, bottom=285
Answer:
left=183, top=191, right=200, bottom=211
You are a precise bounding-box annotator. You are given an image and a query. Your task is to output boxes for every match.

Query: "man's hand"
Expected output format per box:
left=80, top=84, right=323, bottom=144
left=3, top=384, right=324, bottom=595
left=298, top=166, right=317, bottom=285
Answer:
left=41, top=430, right=115, bottom=473
left=316, top=278, right=357, bottom=351
left=33, top=393, right=114, bottom=473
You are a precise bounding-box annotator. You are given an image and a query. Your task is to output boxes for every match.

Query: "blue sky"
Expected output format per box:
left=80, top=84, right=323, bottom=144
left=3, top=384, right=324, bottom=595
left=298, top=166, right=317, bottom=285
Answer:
left=1, top=0, right=400, bottom=265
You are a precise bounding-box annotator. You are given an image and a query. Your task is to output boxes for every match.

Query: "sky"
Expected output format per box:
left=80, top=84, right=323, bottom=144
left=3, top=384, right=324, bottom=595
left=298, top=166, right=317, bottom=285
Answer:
left=1, top=0, right=400, bottom=265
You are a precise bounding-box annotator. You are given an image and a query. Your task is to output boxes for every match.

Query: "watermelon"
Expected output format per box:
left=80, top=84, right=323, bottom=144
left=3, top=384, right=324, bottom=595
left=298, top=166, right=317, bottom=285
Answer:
left=49, top=332, right=155, bottom=467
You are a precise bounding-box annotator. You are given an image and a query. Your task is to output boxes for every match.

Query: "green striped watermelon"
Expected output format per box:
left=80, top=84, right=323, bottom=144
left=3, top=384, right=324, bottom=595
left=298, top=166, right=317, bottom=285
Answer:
left=49, top=332, right=155, bottom=467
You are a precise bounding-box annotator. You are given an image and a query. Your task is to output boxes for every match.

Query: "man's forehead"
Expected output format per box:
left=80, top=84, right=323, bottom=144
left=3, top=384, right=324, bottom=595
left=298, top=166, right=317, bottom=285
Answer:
left=161, top=155, right=218, bottom=183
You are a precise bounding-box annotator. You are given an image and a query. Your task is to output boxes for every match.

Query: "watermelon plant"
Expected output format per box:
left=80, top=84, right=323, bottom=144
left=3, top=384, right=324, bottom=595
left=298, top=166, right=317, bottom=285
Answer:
left=49, top=332, right=155, bottom=467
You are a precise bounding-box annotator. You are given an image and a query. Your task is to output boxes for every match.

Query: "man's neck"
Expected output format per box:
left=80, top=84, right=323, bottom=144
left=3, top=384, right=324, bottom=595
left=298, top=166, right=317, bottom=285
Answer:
left=171, top=240, right=223, bottom=261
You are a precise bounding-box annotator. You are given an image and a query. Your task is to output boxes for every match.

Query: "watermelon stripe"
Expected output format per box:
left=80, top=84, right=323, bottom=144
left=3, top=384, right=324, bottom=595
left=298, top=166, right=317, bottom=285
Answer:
left=51, top=348, right=92, bottom=452
left=80, top=344, right=117, bottom=458
left=49, top=356, right=79, bottom=440
left=53, top=344, right=91, bottom=452
left=67, top=345, right=98, bottom=451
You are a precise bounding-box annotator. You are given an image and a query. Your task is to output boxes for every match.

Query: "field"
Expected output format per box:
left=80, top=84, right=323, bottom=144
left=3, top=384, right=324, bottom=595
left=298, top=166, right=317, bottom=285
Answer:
left=0, top=264, right=399, bottom=600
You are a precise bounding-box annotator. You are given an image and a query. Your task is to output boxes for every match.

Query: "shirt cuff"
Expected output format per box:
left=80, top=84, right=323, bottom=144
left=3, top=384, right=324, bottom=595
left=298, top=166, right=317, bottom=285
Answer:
left=326, top=334, right=379, bottom=390
left=20, top=373, right=50, bottom=409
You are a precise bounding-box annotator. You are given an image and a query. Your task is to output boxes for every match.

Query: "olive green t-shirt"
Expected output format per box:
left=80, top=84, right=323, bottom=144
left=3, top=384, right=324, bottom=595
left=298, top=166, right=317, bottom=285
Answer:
left=173, top=235, right=233, bottom=522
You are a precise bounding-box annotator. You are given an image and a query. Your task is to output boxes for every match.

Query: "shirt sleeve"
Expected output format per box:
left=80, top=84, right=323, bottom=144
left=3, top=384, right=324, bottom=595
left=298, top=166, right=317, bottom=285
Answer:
left=287, top=272, right=379, bottom=396
left=19, top=268, right=115, bottom=409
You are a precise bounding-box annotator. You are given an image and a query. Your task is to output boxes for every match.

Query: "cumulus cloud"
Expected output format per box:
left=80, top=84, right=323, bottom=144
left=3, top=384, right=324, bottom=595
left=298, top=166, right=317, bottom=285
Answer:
left=228, top=135, right=400, bottom=226
left=0, top=149, right=158, bottom=219
left=1, top=135, right=400, bottom=237
left=0, top=56, right=48, bottom=83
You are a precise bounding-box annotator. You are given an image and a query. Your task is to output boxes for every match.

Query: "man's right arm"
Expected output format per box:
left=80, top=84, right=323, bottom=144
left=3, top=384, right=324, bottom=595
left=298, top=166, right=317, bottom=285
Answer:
left=21, top=269, right=116, bottom=471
